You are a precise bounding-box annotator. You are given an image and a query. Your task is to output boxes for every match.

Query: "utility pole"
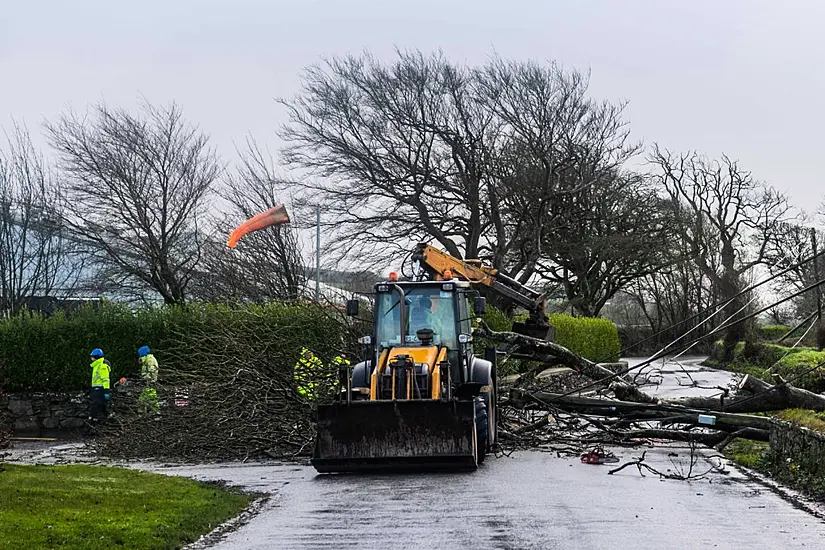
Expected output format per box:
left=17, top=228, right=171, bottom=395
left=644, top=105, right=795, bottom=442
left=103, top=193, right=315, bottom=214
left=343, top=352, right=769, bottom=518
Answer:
left=315, top=205, right=321, bottom=302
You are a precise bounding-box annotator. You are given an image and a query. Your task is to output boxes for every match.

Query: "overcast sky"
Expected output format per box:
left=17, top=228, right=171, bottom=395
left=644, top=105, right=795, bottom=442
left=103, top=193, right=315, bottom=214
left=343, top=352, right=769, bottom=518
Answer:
left=2, top=0, right=825, bottom=213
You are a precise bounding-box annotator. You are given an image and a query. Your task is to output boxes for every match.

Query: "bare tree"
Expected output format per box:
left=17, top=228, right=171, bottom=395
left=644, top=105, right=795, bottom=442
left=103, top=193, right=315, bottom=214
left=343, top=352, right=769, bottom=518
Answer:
left=191, top=140, right=306, bottom=302
left=530, top=171, right=672, bottom=316
left=649, top=146, right=792, bottom=359
left=764, top=221, right=819, bottom=314
left=279, top=50, right=637, bottom=285
left=763, top=219, right=825, bottom=346
left=627, top=230, right=720, bottom=349
left=46, top=101, right=220, bottom=304
left=475, top=58, right=640, bottom=282
left=0, top=122, right=83, bottom=314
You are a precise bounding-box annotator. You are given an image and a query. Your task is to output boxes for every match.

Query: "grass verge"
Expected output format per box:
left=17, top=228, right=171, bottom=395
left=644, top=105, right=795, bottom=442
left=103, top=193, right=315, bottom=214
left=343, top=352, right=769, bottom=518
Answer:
left=771, top=408, right=825, bottom=433
left=0, top=464, right=253, bottom=550
left=724, top=412, right=825, bottom=501
left=724, top=439, right=770, bottom=469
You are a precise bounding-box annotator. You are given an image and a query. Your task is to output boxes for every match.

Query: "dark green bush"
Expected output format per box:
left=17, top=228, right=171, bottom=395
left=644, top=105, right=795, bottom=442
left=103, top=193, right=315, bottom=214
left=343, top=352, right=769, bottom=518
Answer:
left=479, top=306, right=513, bottom=333
left=0, top=302, right=347, bottom=392
left=618, top=325, right=717, bottom=357
left=616, top=325, right=656, bottom=356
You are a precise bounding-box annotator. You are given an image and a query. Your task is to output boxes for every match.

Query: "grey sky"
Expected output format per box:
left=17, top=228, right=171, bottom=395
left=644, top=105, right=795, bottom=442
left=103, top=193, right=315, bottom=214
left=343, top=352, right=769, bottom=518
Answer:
left=2, top=0, right=825, bottom=213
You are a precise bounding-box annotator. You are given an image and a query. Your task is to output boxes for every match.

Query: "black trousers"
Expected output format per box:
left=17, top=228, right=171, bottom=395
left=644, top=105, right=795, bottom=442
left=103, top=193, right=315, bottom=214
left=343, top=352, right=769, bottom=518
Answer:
left=89, top=387, right=107, bottom=420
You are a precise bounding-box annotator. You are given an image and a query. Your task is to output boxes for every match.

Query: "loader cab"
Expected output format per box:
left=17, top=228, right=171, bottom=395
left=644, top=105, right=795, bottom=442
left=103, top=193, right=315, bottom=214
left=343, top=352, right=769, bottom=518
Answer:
left=371, top=280, right=473, bottom=383
left=374, top=287, right=457, bottom=348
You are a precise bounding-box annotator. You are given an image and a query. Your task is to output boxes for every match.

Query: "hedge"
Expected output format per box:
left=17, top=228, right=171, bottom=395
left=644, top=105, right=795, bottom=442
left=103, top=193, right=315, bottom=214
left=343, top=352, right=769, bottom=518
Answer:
left=758, top=324, right=791, bottom=342
left=2, top=302, right=622, bottom=392
left=738, top=341, right=817, bottom=368
left=0, top=302, right=348, bottom=393
left=475, top=307, right=621, bottom=363
left=549, top=314, right=621, bottom=363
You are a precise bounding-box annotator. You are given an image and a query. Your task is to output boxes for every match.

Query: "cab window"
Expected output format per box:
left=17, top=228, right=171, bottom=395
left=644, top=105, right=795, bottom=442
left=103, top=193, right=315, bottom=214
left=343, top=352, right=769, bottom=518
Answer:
left=374, top=288, right=458, bottom=349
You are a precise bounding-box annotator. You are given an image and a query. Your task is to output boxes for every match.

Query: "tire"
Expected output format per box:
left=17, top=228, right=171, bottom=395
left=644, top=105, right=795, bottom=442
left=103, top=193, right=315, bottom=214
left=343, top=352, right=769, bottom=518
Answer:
left=486, top=370, right=497, bottom=449
left=474, top=396, right=489, bottom=464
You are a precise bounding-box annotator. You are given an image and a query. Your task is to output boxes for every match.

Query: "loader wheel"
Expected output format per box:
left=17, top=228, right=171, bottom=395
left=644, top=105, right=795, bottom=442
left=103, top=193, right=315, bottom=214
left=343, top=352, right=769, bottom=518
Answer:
left=474, top=396, right=488, bottom=464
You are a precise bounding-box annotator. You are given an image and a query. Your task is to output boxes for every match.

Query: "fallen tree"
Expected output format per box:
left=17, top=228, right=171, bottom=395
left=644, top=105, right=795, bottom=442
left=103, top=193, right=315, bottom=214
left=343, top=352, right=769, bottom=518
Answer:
left=508, top=389, right=774, bottom=430
left=610, top=373, right=825, bottom=413
left=479, top=323, right=825, bottom=413
left=481, top=324, right=825, bottom=456
left=93, top=303, right=357, bottom=461
left=88, top=316, right=824, bottom=462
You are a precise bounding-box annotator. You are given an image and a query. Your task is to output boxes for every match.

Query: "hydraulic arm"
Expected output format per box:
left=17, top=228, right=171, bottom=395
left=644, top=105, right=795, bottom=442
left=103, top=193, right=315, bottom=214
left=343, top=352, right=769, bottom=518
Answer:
left=410, top=243, right=553, bottom=340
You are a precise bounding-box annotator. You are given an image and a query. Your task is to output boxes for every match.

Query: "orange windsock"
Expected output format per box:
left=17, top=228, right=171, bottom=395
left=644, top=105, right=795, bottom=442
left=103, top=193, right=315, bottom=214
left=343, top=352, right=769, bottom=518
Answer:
left=227, top=204, right=290, bottom=248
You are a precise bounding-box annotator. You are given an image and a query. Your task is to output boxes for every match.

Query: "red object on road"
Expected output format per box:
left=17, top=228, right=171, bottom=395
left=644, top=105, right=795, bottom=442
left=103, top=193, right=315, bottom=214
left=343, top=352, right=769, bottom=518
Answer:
left=580, top=446, right=620, bottom=465
left=227, top=204, right=290, bottom=248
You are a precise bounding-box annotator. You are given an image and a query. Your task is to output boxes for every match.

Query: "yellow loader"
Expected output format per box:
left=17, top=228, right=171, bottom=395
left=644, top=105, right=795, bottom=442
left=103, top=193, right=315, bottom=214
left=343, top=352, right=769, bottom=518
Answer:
left=311, top=244, right=552, bottom=473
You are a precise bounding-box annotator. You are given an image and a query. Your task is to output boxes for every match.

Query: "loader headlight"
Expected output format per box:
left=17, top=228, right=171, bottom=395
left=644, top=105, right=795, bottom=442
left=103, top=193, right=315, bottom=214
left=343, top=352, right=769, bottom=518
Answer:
left=359, top=335, right=372, bottom=345
left=458, top=333, right=472, bottom=343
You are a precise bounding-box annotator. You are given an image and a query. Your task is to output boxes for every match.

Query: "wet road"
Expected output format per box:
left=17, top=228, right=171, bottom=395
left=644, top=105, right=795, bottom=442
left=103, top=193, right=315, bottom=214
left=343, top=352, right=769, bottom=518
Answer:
left=627, top=355, right=737, bottom=400
left=156, top=447, right=825, bottom=550
left=143, top=357, right=825, bottom=549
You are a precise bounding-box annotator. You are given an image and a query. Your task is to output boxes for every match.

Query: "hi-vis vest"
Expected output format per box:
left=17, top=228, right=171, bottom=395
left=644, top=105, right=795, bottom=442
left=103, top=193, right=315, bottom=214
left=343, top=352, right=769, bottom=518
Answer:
left=91, top=357, right=111, bottom=389
left=140, top=354, right=159, bottom=383
left=294, top=347, right=324, bottom=398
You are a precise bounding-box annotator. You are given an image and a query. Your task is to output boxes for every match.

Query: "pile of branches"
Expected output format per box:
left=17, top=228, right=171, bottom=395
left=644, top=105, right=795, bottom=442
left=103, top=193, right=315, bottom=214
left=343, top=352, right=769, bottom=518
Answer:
left=92, top=318, right=821, bottom=465
left=484, top=327, right=825, bottom=461
left=94, top=306, right=356, bottom=461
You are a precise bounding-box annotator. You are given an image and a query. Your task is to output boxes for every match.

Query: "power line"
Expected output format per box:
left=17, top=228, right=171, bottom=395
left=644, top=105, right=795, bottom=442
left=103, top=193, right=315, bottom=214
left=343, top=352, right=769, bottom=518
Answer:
left=618, top=247, right=825, bottom=356
left=538, top=273, right=825, bottom=403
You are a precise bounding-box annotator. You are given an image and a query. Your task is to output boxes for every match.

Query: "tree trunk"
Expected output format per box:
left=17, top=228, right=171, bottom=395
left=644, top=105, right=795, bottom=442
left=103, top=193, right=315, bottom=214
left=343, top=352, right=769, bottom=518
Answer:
left=719, top=240, right=746, bottom=362
left=509, top=388, right=776, bottom=430
left=610, top=374, right=825, bottom=413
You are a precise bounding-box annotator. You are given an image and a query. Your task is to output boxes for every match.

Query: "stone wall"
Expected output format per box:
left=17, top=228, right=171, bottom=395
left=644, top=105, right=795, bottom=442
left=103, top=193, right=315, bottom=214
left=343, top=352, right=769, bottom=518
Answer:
left=0, top=392, right=88, bottom=437
left=769, top=419, right=825, bottom=479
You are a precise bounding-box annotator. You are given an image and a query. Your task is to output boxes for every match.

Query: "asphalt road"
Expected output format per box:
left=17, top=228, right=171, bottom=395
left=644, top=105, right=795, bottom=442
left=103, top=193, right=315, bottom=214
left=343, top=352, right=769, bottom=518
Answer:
left=157, top=446, right=824, bottom=550
left=143, top=356, right=825, bottom=550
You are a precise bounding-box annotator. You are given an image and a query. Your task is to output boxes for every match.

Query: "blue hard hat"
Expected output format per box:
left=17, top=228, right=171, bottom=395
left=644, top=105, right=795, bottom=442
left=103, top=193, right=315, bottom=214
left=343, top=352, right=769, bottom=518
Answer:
left=138, top=346, right=150, bottom=358
left=90, top=348, right=104, bottom=358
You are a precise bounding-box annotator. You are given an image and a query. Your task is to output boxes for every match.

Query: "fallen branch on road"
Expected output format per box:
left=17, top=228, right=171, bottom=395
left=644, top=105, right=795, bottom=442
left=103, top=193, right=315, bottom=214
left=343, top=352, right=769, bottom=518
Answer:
left=607, top=442, right=725, bottom=480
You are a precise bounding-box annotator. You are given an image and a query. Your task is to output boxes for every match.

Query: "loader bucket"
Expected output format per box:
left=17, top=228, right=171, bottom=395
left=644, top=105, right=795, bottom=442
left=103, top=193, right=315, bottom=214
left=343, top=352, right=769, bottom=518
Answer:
left=311, top=400, right=478, bottom=473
